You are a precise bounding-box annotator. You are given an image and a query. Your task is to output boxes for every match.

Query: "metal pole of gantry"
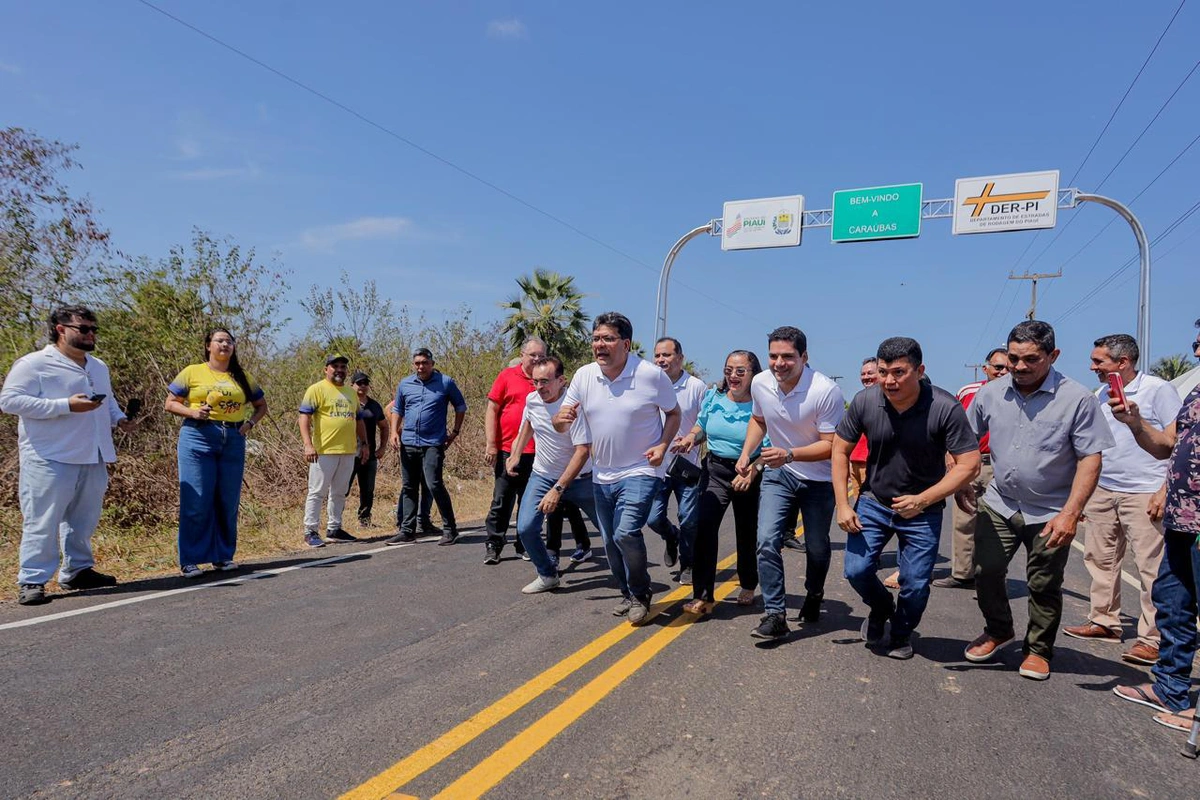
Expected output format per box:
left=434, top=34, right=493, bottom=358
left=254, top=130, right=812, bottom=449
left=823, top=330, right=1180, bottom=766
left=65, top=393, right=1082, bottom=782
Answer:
left=1074, top=193, right=1152, bottom=359
left=654, top=221, right=717, bottom=342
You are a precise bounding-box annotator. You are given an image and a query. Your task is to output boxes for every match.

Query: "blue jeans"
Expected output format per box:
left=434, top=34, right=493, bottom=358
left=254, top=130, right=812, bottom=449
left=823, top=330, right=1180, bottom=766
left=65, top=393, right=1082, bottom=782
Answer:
left=17, top=454, right=108, bottom=585
left=517, top=473, right=598, bottom=578
left=1150, top=529, right=1200, bottom=712
left=178, top=420, right=246, bottom=566
left=843, top=495, right=942, bottom=640
left=646, top=475, right=702, bottom=568
left=593, top=476, right=663, bottom=600
left=757, top=469, right=835, bottom=615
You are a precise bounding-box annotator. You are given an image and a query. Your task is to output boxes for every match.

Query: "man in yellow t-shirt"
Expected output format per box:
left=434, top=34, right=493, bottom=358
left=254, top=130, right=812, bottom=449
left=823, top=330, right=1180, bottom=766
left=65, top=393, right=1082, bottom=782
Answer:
left=299, top=355, right=368, bottom=547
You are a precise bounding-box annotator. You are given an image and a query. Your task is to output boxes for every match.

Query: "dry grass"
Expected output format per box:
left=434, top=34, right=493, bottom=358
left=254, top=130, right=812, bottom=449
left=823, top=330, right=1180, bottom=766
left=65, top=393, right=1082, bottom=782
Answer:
left=0, top=469, right=496, bottom=602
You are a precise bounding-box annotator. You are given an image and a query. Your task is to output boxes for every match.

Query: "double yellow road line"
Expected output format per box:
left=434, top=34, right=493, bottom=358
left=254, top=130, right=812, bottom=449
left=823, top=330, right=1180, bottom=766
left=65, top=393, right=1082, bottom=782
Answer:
left=341, top=553, right=741, bottom=800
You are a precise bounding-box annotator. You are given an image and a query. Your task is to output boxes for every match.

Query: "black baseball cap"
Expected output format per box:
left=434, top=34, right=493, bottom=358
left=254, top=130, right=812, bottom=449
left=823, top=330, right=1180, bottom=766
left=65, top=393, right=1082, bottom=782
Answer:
left=351, top=371, right=370, bottom=384
left=325, top=354, right=349, bottom=366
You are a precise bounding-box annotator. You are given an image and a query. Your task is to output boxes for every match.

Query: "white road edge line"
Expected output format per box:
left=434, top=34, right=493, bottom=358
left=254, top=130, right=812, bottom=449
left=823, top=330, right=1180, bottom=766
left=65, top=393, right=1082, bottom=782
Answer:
left=0, top=536, right=441, bottom=632
left=1069, top=539, right=1141, bottom=590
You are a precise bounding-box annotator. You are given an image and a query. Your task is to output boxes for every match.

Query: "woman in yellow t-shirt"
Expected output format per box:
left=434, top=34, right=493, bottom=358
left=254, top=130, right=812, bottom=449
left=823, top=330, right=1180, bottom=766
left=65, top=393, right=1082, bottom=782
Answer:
left=165, top=328, right=268, bottom=577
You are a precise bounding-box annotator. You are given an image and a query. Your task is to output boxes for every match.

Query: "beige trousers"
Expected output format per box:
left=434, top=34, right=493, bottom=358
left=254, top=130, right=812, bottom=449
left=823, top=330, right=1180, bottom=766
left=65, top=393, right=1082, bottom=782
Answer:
left=950, top=462, right=993, bottom=580
left=1081, top=486, right=1164, bottom=646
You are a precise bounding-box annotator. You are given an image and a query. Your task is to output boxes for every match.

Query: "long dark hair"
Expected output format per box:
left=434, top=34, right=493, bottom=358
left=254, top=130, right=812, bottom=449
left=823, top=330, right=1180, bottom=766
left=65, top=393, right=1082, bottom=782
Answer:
left=718, top=349, right=762, bottom=394
left=205, top=328, right=254, bottom=399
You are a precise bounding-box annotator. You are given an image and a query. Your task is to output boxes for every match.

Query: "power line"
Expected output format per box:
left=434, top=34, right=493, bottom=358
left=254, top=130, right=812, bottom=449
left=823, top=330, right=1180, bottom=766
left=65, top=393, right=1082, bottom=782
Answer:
left=132, top=0, right=759, bottom=324
left=1003, top=0, right=1186, bottom=276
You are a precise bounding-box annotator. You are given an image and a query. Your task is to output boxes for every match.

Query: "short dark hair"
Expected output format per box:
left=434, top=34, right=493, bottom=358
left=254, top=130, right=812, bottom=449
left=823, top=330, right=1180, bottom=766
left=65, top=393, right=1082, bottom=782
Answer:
left=985, top=347, right=1007, bottom=363
left=1007, top=320, right=1056, bottom=355
left=655, top=336, right=682, bottom=356
left=861, top=357, right=878, bottom=366
left=876, top=336, right=923, bottom=368
left=531, top=355, right=564, bottom=377
left=767, top=326, right=807, bottom=355
left=47, top=305, right=97, bottom=344
left=412, top=347, right=434, bottom=362
left=593, top=312, right=633, bottom=341
left=1094, top=333, right=1139, bottom=366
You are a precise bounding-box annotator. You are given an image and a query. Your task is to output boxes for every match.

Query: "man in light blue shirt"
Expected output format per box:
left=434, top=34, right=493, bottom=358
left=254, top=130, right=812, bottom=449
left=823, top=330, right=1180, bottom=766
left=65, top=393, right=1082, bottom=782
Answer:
left=0, top=306, right=135, bottom=605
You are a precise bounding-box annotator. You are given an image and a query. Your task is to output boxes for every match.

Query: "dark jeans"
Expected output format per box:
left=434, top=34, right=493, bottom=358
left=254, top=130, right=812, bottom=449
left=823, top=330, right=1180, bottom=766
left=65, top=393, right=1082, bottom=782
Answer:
left=693, top=455, right=760, bottom=601
left=974, top=500, right=1071, bottom=660
left=757, top=469, right=835, bottom=615
left=1151, top=529, right=1200, bottom=712
left=347, top=457, right=377, bottom=523
left=486, top=452, right=534, bottom=551
left=843, top=495, right=942, bottom=640
left=646, top=475, right=702, bottom=569
left=398, top=444, right=456, bottom=534
left=546, top=501, right=590, bottom=553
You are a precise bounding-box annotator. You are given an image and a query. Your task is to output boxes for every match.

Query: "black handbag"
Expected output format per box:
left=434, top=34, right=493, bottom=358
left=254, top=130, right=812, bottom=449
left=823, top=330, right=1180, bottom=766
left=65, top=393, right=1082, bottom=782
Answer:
left=666, top=454, right=703, bottom=486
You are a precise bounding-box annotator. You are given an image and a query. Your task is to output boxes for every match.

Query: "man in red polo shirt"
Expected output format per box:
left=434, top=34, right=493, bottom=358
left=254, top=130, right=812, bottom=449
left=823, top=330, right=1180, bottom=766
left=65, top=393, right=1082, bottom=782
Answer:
left=483, top=338, right=547, bottom=564
left=933, top=347, right=1009, bottom=589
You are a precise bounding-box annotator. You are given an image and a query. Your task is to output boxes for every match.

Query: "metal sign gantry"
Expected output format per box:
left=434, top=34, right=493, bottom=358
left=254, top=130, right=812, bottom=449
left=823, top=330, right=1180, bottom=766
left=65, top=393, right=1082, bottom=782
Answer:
left=655, top=187, right=1152, bottom=359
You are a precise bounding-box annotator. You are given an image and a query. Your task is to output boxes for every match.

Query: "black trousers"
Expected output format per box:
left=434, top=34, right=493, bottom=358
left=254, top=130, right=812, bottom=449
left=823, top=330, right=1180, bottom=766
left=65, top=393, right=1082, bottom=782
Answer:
left=399, top=444, right=456, bottom=534
left=347, top=457, right=377, bottom=522
left=693, top=455, right=761, bottom=601
left=546, top=500, right=590, bottom=553
left=487, top=452, right=534, bottom=549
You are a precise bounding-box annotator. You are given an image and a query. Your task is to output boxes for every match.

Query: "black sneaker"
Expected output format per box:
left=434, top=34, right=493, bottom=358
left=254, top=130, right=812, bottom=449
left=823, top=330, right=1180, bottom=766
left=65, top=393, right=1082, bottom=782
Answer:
left=385, top=531, right=416, bottom=546
left=861, top=614, right=889, bottom=645
left=59, top=568, right=117, bottom=591
left=932, top=575, right=976, bottom=589
left=782, top=536, right=806, bottom=552
left=325, top=528, right=359, bottom=543
left=438, top=530, right=459, bottom=546
left=419, top=519, right=443, bottom=537
left=483, top=543, right=501, bottom=565
left=18, top=583, right=48, bottom=606
left=751, top=612, right=790, bottom=640
left=886, top=637, right=914, bottom=660
left=799, top=593, right=823, bottom=623
left=663, top=534, right=679, bottom=568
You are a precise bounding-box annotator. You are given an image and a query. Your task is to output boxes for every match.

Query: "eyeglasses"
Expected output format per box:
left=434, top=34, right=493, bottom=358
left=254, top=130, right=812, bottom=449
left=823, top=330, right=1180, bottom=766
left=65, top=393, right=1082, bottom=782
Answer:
left=63, top=324, right=100, bottom=334
left=723, top=367, right=749, bottom=377
left=530, top=378, right=556, bottom=387
left=591, top=335, right=622, bottom=345
left=1193, top=340, right=1200, bottom=350
left=987, top=362, right=1008, bottom=370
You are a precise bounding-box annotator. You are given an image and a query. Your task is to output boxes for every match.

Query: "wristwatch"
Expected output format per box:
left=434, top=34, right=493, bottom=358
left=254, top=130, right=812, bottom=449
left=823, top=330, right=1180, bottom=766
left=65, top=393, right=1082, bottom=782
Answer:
left=784, top=450, right=795, bottom=464
left=552, top=483, right=566, bottom=493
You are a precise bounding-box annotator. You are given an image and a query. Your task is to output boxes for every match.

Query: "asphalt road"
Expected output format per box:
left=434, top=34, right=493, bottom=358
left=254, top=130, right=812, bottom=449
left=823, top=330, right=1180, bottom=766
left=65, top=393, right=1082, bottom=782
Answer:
left=1, top=510, right=1196, bottom=799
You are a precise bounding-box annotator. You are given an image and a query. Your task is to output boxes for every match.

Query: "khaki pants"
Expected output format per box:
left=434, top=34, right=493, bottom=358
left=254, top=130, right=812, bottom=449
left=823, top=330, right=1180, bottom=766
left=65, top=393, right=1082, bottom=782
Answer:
left=1081, top=486, right=1164, bottom=646
left=950, top=462, right=993, bottom=580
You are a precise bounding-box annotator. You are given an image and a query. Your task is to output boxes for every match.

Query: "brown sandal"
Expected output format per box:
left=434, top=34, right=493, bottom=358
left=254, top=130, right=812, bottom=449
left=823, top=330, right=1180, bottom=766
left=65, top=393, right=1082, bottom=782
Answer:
left=883, top=571, right=900, bottom=590
left=682, top=599, right=713, bottom=616
left=736, top=588, right=755, bottom=606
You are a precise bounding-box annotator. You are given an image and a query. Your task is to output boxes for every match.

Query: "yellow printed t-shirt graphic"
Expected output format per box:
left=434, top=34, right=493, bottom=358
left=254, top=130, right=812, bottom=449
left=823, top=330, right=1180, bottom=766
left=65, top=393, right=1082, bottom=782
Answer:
left=300, top=380, right=359, bottom=454
left=168, top=363, right=262, bottom=422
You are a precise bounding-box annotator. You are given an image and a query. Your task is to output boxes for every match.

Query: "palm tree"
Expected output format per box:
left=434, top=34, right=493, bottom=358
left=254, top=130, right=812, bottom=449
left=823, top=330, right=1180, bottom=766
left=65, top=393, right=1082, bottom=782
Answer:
left=1150, top=354, right=1193, bottom=381
left=499, top=269, right=590, bottom=362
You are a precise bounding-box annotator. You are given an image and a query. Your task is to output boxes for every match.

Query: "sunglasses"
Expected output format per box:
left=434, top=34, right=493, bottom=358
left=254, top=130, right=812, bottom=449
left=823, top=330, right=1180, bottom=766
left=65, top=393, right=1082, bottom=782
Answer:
left=1193, top=340, right=1200, bottom=349
left=987, top=362, right=1009, bottom=370
left=63, top=324, right=100, bottom=334
left=723, top=367, right=749, bottom=376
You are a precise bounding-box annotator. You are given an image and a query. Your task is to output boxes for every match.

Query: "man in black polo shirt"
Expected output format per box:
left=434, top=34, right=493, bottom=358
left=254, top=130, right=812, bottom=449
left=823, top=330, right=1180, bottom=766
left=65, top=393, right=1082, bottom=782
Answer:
left=833, top=337, right=981, bottom=659
left=347, top=371, right=389, bottom=528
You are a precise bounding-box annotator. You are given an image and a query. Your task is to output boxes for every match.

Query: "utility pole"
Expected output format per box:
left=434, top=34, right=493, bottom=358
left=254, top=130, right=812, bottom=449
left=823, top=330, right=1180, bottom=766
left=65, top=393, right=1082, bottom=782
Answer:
left=964, top=363, right=985, bottom=382
left=1008, top=271, right=1062, bottom=321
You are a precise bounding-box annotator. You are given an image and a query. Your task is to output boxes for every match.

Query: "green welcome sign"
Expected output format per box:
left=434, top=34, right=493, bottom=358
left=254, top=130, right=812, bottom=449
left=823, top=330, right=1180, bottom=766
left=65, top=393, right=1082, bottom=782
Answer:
left=831, top=183, right=923, bottom=243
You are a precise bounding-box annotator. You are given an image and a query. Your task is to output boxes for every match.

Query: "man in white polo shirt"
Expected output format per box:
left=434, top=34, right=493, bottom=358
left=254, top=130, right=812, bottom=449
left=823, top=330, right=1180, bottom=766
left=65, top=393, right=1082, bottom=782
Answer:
left=554, top=312, right=680, bottom=625
left=507, top=355, right=596, bottom=594
left=738, top=325, right=845, bottom=640
left=1063, top=333, right=1181, bottom=666
left=647, top=336, right=708, bottom=584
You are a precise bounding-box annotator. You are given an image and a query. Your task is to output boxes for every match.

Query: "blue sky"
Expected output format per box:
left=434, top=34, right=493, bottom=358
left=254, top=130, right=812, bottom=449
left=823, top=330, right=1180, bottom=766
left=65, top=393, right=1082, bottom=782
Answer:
left=3, top=1, right=1198, bottom=389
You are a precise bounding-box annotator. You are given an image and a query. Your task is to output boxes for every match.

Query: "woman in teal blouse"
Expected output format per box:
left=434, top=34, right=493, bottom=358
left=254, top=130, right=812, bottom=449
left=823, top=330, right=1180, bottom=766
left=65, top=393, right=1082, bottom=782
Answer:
left=672, top=350, right=765, bottom=614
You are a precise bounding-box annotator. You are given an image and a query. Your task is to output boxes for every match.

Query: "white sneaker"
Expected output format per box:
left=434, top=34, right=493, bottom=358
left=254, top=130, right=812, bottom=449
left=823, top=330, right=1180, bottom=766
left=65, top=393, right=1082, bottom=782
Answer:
left=522, top=575, right=561, bottom=594
left=213, top=561, right=239, bottom=572
left=181, top=564, right=204, bottom=579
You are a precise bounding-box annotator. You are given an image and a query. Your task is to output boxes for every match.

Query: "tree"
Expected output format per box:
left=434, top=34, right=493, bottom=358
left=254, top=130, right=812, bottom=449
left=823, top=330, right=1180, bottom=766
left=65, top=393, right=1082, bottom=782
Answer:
left=499, top=269, right=590, bottom=363
left=1150, top=354, right=1193, bottom=382
left=0, top=127, right=111, bottom=359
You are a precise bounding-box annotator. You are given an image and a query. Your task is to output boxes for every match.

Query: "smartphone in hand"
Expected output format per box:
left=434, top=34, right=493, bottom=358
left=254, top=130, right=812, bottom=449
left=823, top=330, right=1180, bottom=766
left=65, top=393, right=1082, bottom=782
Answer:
left=124, top=398, right=142, bottom=419
left=1107, top=373, right=1128, bottom=410
left=89, top=393, right=107, bottom=403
